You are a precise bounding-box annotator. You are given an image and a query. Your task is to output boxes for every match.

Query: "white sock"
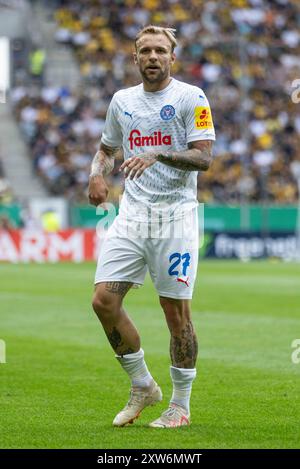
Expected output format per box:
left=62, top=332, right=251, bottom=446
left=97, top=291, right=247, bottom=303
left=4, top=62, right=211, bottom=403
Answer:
left=170, top=366, right=197, bottom=414
left=116, top=348, right=153, bottom=388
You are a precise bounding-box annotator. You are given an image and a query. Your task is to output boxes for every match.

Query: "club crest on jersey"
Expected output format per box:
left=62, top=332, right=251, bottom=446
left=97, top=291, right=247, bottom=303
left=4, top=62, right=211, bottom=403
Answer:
left=160, top=104, right=176, bottom=121
left=128, top=129, right=172, bottom=150
left=194, top=106, right=213, bottom=129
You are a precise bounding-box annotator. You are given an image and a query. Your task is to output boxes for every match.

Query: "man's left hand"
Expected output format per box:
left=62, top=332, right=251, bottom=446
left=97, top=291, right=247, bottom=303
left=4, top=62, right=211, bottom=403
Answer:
left=119, top=153, right=157, bottom=179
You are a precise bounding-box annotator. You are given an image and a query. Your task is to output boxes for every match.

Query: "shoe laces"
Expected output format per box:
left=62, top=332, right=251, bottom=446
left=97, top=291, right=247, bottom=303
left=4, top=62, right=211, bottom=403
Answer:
left=162, top=405, right=185, bottom=420
left=126, top=387, right=146, bottom=407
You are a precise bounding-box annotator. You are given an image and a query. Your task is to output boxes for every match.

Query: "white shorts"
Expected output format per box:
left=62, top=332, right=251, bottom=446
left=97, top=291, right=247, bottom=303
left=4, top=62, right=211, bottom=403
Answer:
left=94, top=209, right=199, bottom=299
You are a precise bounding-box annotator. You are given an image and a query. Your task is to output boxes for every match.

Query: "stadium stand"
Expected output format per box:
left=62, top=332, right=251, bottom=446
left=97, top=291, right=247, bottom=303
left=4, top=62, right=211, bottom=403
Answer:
left=11, top=0, right=300, bottom=204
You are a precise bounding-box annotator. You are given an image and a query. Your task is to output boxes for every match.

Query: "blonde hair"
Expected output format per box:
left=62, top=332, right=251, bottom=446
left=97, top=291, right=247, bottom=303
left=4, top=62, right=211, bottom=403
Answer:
left=135, top=25, right=177, bottom=52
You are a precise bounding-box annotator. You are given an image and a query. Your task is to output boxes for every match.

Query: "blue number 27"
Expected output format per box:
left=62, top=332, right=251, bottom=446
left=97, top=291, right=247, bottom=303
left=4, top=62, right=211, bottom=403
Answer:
left=168, top=252, right=191, bottom=277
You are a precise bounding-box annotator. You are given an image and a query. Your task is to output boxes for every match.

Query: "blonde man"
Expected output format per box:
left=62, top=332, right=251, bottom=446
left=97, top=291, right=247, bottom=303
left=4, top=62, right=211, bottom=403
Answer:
left=88, top=25, right=215, bottom=428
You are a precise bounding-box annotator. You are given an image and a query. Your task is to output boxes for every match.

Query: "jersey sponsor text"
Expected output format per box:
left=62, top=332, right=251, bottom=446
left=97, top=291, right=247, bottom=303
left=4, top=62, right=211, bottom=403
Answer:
left=128, top=129, right=172, bottom=150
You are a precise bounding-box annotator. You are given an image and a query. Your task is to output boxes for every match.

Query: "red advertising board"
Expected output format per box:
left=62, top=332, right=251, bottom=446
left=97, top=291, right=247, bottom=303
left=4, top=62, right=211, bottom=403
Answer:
left=0, top=229, right=100, bottom=263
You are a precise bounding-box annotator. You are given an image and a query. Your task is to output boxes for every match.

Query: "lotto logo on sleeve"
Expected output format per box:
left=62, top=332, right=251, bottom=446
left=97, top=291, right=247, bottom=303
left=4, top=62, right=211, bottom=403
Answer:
left=194, top=106, right=213, bottom=129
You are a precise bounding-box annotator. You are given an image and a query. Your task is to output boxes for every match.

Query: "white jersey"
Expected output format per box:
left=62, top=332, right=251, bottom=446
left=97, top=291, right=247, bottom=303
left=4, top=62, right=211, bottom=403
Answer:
left=101, top=78, right=215, bottom=221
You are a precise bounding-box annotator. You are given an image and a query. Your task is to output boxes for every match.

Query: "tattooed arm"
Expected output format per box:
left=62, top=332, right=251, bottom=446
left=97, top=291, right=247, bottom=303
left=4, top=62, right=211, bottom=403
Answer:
left=90, top=142, right=118, bottom=177
left=88, top=142, right=119, bottom=206
left=119, top=140, right=213, bottom=179
left=157, top=140, right=212, bottom=171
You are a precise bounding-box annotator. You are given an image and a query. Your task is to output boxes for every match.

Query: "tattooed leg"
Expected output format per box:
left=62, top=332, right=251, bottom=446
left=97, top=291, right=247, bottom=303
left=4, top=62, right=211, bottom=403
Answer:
left=160, top=297, right=198, bottom=369
left=170, top=320, right=198, bottom=368
left=105, top=282, right=132, bottom=296
left=106, top=320, right=137, bottom=356
left=92, top=282, right=140, bottom=355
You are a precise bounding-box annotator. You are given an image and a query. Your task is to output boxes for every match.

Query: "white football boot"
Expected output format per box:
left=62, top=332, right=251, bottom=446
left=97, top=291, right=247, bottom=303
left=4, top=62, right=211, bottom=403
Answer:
left=113, top=380, right=162, bottom=427
left=149, top=403, right=190, bottom=428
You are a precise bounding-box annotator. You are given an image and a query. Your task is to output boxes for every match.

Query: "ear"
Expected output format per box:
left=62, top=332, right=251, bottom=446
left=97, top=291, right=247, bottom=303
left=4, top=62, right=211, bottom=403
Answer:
left=133, top=52, right=138, bottom=65
left=171, top=52, right=176, bottom=66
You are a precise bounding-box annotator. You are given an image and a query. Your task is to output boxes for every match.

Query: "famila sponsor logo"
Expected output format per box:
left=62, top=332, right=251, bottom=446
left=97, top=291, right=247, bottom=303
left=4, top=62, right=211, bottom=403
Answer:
left=128, top=129, right=172, bottom=150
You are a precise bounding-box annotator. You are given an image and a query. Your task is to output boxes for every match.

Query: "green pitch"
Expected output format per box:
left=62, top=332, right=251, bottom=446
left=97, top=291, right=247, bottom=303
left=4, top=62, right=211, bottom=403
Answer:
left=0, top=261, right=300, bottom=449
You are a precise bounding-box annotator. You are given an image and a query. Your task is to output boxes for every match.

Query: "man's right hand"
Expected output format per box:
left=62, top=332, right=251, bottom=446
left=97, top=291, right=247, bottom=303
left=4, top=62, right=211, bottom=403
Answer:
left=88, top=175, right=109, bottom=206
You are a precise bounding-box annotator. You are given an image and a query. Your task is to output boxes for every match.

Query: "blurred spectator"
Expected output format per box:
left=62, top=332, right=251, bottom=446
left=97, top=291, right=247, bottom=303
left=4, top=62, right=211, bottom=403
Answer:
left=0, top=179, right=13, bottom=204
left=29, top=47, right=46, bottom=84
left=40, top=209, right=60, bottom=232
left=0, top=160, right=14, bottom=204
left=0, top=215, right=14, bottom=231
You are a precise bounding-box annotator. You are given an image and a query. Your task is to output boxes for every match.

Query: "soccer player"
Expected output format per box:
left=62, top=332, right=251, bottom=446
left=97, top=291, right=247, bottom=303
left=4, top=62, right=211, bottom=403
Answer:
left=88, top=25, right=215, bottom=428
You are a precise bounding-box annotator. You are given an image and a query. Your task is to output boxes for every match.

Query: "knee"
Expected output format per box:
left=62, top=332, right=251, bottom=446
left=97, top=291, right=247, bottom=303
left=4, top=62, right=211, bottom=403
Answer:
left=159, top=297, right=191, bottom=333
left=92, top=290, right=115, bottom=321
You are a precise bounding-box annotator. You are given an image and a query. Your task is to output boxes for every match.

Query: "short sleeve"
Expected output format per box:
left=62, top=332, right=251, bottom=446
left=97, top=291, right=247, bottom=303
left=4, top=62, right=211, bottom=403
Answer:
left=183, top=87, right=216, bottom=143
left=101, top=94, right=123, bottom=147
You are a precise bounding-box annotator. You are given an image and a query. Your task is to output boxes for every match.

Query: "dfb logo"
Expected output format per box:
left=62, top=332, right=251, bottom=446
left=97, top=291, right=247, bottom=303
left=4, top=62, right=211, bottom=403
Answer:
left=0, top=339, right=6, bottom=363
left=291, top=339, right=300, bottom=364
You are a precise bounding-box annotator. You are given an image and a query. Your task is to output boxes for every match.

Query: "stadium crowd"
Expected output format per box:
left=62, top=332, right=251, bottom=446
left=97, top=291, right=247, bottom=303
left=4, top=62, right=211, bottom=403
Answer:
left=12, top=0, right=300, bottom=204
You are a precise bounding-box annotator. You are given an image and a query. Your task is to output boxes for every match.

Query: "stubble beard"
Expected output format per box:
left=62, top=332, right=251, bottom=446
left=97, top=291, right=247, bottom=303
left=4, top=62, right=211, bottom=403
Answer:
left=140, top=66, right=169, bottom=84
